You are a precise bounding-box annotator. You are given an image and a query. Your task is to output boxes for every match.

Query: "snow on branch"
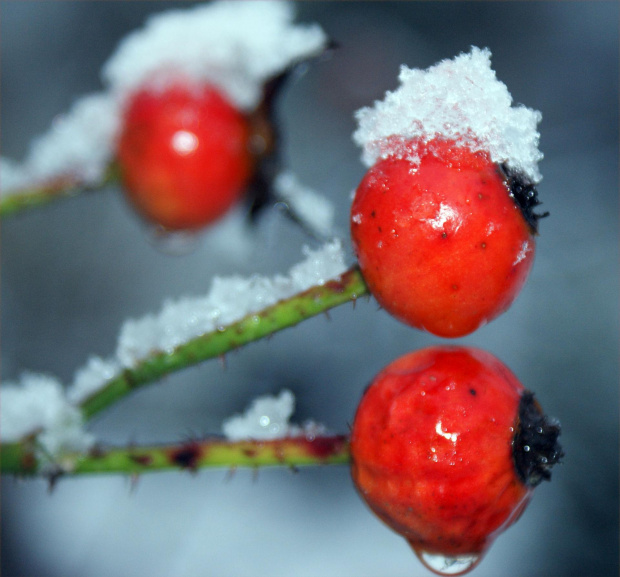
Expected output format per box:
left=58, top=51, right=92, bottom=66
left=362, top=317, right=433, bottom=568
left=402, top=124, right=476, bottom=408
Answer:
left=1, top=374, right=94, bottom=457
left=353, top=46, right=543, bottom=182
left=222, top=389, right=327, bottom=441
left=69, top=239, right=348, bottom=403
left=2, top=240, right=352, bottom=460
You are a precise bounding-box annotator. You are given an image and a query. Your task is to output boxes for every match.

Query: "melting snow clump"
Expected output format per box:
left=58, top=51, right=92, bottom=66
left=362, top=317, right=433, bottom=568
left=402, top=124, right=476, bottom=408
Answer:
left=222, top=389, right=327, bottom=440
left=1, top=373, right=94, bottom=457
left=353, top=46, right=543, bottom=183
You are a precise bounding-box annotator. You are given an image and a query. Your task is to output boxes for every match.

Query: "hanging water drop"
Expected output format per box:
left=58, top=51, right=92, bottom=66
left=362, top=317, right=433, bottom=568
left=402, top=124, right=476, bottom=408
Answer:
left=413, top=548, right=482, bottom=576
left=146, top=225, right=201, bottom=255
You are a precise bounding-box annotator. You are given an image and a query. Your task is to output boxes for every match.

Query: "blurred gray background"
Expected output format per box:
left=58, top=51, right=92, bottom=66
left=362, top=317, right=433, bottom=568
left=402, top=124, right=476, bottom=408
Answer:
left=1, top=2, right=618, bottom=576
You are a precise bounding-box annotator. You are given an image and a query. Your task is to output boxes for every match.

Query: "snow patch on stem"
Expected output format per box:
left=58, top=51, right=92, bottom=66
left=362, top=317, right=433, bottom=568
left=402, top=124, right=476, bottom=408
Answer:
left=222, top=389, right=327, bottom=440
left=67, top=239, right=348, bottom=404
left=1, top=94, right=119, bottom=198
left=1, top=374, right=94, bottom=457
left=354, top=46, right=543, bottom=183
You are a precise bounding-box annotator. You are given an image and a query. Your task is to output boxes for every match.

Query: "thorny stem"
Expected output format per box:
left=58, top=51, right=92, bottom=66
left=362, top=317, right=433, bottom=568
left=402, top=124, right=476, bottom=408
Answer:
left=1, top=436, right=350, bottom=477
left=80, top=267, right=368, bottom=420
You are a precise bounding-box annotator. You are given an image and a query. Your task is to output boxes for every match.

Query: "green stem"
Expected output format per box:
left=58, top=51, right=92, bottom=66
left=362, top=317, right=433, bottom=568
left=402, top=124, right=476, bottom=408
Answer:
left=0, top=163, right=120, bottom=218
left=80, top=268, right=368, bottom=420
left=1, top=436, right=350, bottom=477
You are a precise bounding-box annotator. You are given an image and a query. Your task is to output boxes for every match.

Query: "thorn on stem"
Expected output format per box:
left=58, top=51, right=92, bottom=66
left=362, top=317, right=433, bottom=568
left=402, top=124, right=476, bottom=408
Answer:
left=129, top=473, right=141, bottom=493
left=224, top=466, right=237, bottom=483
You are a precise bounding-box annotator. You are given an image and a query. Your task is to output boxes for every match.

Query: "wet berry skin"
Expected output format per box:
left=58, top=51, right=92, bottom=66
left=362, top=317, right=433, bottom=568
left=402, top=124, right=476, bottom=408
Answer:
left=350, top=346, right=560, bottom=572
left=350, top=138, right=536, bottom=337
left=117, top=83, right=253, bottom=231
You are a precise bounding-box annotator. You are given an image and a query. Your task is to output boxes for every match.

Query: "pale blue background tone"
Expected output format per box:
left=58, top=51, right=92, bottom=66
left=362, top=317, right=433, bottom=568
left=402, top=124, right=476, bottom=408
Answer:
left=2, top=2, right=618, bottom=576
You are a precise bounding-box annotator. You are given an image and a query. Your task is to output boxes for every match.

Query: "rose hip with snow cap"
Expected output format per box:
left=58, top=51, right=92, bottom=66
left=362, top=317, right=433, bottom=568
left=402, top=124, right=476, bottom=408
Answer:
left=351, top=47, right=547, bottom=337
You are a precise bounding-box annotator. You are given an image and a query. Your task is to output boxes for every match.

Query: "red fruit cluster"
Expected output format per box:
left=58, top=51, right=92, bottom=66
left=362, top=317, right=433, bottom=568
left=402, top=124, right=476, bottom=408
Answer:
left=351, top=138, right=542, bottom=337
left=117, top=83, right=253, bottom=231
left=350, top=346, right=562, bottom=575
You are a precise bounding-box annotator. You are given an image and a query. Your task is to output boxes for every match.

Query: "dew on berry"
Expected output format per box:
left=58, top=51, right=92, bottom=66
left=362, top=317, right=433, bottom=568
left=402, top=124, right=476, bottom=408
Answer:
left=145, top=226, right=202, bottom=256
left=413, top=549, right=482, bottom=576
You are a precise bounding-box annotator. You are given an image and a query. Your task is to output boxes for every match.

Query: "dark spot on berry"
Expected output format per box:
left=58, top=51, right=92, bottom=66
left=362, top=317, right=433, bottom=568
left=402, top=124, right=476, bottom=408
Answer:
left=480, top=242, right=486, bottom=249
left=378, top=226, right=382, bottom=233
left=469, top=388, right=477, bottom=396
left=371, top=210, right=376, bottom=218
left=451, top=284, right=459, bottom=291
left=442, top=232, right=448, bottom=239
left=513, top=391, right=563, bottom=487
left=499, top=164, right=549, bottom=234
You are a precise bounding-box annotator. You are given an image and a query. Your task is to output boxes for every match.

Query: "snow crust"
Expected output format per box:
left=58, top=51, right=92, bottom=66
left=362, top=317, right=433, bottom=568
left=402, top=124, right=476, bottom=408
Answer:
left=1, top=1, right=326, bottom=196
left=222, top=389, right=327, bottom=440
left=273, top=171, right=335, bottom=237
left=67, top=239, right=347, bottom=404
left=353, top=47, right=543, bottom=182
left=102, top=0, right=328, bottom=111
left=1, top=374, right=94, bottom=456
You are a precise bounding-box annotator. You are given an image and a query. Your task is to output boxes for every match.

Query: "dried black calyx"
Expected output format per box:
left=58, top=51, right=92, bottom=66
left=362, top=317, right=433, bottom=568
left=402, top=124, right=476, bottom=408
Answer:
left=499, top=164, right=549, bottom=234
left=513, top=391, right=563, bottom=487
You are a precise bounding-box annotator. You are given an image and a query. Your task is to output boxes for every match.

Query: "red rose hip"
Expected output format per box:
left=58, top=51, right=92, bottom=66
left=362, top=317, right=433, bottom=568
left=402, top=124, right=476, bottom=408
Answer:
left=350, top=346, right=562, bottom=575
left=350, top=138, right=545, bottom=337
left=117, top=83, right=253, bottom=231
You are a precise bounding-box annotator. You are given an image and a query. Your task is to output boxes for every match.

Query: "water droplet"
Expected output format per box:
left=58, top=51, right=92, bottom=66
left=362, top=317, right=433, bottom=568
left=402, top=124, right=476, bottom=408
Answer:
left=146, top=226, right=201, bottom=256
left=413, top=548, right=482, bottom=576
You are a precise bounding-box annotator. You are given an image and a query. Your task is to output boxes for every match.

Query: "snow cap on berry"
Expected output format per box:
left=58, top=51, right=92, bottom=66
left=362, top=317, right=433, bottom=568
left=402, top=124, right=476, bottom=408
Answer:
left=102, top=0, right=328, bottom=111
left=353, top=47, right=543, bottom=183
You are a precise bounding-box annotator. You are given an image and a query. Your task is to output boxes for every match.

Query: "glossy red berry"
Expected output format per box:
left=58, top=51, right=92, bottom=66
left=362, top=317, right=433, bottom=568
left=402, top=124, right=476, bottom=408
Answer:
left=350, top=138, right=545, bottom=337
left=117, top=83, right=253, bottom=231
left=350, top=346, right=561, bottom=575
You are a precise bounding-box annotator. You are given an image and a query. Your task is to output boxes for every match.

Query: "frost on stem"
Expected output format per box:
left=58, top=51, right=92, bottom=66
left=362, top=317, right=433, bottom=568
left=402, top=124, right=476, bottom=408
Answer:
left=222, top=389, right=327, bottom=441
left=1, top=1, right=327, bottom=196
left=67, top=239, right=348, bottom=404
left=1, top=374, right=94, bottom=459
left=353, top=46, right=543, bottom=183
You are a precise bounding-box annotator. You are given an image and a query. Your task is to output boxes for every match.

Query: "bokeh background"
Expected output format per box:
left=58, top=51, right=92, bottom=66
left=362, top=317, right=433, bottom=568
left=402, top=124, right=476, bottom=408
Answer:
left=1, top=2, right=618, bottom=576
